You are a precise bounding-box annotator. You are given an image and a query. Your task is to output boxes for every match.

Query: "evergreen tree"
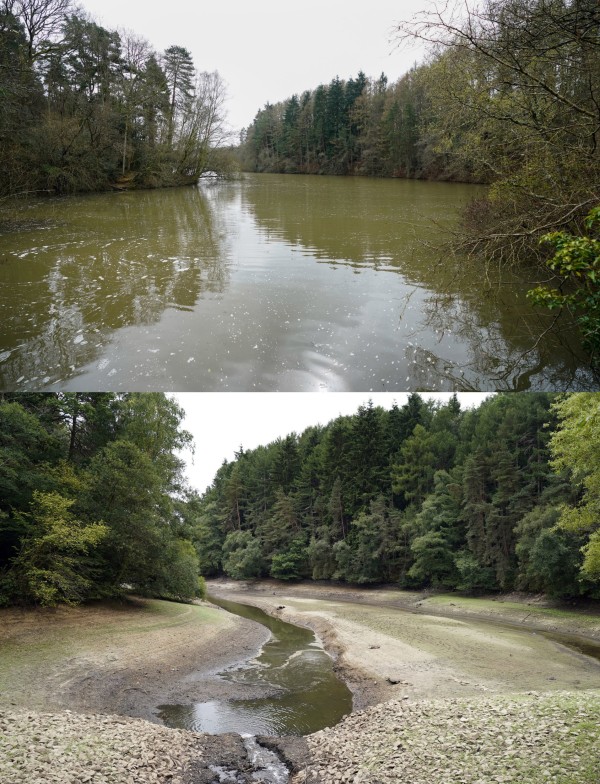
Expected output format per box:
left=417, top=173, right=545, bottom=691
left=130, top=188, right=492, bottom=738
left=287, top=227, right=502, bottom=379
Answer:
left=162, top=44, right=194, bottom=145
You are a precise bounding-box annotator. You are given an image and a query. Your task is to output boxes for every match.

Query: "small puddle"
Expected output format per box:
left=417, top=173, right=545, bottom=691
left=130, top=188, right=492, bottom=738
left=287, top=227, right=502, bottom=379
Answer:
left=157, top=595, right=353, bottom=736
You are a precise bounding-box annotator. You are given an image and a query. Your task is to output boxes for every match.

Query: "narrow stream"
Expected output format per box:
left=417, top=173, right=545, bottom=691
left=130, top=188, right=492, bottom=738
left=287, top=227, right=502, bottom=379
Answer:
left=157, top=595, right=353, bottom=736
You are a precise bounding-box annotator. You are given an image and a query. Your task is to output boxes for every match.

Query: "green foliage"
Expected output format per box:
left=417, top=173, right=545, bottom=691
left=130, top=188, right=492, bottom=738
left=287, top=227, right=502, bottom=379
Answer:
left=240, top=70, right=429, bottom=178
left=147, top=539, right=202, bottom=601
left=528, top=207, right=600, bottom=357
left=194, top=392, right=600, bottom=599
left=192, top=501, right=224, bottom=576
left=408, top=531, right=457, bottom=589
left=515, top=505, right=584, bottom=597
left=270, top=537, right=308, bottom=581
left=582, top=532, right=600, bottom=582
left=5, top=392, right=596, bottom=605
left=550, top=393, right=600, bottom=583
left=0, top=394, right=204, bottom=608
left=222, top=530, right=264, bottom=580
left=307, top=529, right=336, bottom=580
left=529, top=528, right=585, bottom=598
left=454, top=551, right=497, bottom=593
left=9, top=491, right=108, bottom=606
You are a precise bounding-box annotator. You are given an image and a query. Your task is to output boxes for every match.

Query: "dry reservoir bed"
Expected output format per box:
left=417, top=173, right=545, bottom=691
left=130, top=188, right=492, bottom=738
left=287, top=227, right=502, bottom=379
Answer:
left=1, top=584, right=600, bottom=783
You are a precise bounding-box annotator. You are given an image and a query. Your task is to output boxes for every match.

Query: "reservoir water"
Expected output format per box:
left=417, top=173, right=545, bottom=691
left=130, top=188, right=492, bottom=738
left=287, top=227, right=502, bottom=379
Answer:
left=157, top=595, right=353, bottom=736
left=0, top=173, right=595, bottom=391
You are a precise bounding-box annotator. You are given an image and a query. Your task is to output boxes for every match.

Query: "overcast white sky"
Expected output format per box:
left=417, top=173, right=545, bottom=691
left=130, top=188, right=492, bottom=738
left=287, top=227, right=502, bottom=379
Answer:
left=81, top=0, right=428, bottom=134
left=173, top=393, right=493, bottom=494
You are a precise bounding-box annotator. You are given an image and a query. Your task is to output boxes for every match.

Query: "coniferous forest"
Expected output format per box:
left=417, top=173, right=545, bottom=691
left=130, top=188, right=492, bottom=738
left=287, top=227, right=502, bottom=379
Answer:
left=1, top=392, right=599, bottom=606
left=192, top=394, right=600, bottom=598
left=0, top=0, right=232, bottom=196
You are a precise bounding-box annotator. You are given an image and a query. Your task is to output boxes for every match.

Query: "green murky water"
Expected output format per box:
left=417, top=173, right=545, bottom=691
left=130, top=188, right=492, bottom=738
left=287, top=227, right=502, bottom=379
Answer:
left=0, top=174, right=594, bottom=391
left=157, top=595, right=353, bottom=736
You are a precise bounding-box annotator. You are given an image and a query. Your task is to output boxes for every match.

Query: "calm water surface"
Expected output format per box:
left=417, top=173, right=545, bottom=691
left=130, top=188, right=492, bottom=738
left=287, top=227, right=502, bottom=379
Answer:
left=157, top=595, right=353, bottom=736
left=0, top=174, right=594, bottom=391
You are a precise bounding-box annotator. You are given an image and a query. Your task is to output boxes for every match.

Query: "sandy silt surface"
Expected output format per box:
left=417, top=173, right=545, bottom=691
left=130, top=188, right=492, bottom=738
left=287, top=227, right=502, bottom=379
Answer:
left=0, top=596, right=270, bottom=722
left=207, top=580, right=600, bottom=708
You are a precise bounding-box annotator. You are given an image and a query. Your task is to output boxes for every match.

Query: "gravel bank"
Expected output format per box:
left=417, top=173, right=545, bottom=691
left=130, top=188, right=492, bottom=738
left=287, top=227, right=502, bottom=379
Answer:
left=305, top=690, right=600, bottom=784
left=0, top=710, right=204, bottom=784
left=3, top=692, right=599, bottom=784
left=0, top=710, right=296, bottom=784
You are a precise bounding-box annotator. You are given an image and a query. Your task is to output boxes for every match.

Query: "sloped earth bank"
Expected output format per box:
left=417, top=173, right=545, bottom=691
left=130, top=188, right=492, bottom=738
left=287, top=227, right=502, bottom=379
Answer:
left=0, top=598, right=293, bottom=783
left=206, top=580, right=600, bottom=709
left=2, top=585, right=600, bottom=782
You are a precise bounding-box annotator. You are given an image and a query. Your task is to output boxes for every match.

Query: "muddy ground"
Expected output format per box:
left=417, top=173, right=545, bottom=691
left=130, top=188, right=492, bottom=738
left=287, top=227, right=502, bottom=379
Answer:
left=2, top=583, right=600, bottom=783
left=0, top=596, right=270, bottom=723
left=206, top=580, right=600, bottom=709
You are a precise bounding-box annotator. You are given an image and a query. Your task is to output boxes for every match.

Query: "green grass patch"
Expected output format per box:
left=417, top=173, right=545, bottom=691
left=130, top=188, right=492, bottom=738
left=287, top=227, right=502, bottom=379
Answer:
left=424, top=594, right=600, bottom=625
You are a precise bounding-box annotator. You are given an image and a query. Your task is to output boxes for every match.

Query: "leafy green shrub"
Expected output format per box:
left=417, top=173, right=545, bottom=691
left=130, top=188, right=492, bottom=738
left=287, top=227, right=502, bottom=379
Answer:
left=222, top=531, right=264, bottom=580
left=10, top=491, right=108, bottom=606
left=528, top=207, right=600, bottom=359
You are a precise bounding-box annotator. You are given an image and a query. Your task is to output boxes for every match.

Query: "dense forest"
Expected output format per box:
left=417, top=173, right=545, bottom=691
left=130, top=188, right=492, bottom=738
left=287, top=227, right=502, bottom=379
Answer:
left=196, top=393, right=600, bottom=598
left=1, top=392, right=599, bottom=606
left=0, top=0, right=233, bottom=196
left=0, top=393, right=204, bottom=606
left=239, top=0, right=600, bottom=355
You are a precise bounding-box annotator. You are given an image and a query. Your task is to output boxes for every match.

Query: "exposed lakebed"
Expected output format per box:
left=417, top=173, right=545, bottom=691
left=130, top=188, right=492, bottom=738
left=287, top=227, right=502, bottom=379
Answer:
left=157, top=595, right=352, bottom=736
left=1, top=174, right=595, bottom=391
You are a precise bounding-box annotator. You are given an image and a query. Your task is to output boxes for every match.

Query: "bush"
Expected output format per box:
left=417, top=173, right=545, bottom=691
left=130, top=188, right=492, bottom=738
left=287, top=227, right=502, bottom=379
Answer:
left=528, top=206, right=600, bottom=361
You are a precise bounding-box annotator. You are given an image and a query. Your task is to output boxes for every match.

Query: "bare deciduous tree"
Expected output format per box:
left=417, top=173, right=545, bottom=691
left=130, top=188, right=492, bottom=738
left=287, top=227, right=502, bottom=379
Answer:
left=394, top=0, right=600, bottom=265
left=6, top=0, right=72, bottom=62
left=176, top=70, right=231, bottom=178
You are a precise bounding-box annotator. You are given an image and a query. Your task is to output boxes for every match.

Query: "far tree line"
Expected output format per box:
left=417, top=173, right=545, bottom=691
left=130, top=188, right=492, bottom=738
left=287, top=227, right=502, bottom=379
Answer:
left=239, top=0, right=600, bottom=359
left=0, top=0, right=232, bottom=197
left=0, top=392, right=599, bottom=607
left=196, top=393, right=600, bottom=598
left=240, top=1, right=599, bottom=261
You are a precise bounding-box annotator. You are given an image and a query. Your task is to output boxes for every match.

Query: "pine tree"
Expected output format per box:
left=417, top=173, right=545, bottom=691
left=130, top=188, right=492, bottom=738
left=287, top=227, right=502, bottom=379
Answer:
left=162, top=44, right=194, bottom=145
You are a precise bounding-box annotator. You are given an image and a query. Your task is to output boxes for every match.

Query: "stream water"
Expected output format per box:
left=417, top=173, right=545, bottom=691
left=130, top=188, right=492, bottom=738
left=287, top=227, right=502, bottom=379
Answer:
left=157, top=595, right=353, bottom=736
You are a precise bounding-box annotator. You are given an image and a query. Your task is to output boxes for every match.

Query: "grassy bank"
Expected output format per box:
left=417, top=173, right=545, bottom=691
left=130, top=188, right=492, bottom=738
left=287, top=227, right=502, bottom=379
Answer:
left=210, top=580, right=600, bottom=641
left=421, top=593, right=600, bottom=636
left=209, top=581, right=600, bottom=711
left=0, top=597, right=250, bottom=716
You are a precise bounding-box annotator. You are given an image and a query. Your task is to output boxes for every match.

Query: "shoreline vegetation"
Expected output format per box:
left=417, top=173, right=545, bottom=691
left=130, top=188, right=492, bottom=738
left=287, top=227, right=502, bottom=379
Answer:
left=0, top=0, right=235, bottom=199
left=235, top=0, right=600, bottom=360
left=2, top=1, right=599, bottom=359
left=1, top=581, right=600, bottom=782
left=2, top=393, right=600, bottom=608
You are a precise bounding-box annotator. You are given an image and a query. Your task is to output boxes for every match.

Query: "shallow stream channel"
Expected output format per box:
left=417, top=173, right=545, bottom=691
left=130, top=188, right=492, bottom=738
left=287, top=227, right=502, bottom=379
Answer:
left=157, top=595, right=353, bottom=783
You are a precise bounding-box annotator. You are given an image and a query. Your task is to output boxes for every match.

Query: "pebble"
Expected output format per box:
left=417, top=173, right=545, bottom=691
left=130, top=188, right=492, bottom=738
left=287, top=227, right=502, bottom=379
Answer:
left=305, top=690, right=600, bottom=783
left=0, top=710, right=203, bottom=784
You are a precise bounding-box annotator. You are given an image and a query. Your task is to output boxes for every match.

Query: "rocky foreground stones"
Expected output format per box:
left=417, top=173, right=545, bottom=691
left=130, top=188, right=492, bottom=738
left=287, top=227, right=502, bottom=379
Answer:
left=305, top=690, right=600, bottom=784
left=2, top=690, right=600, bottom=783
left=0, top=710, right=204, bottom=784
